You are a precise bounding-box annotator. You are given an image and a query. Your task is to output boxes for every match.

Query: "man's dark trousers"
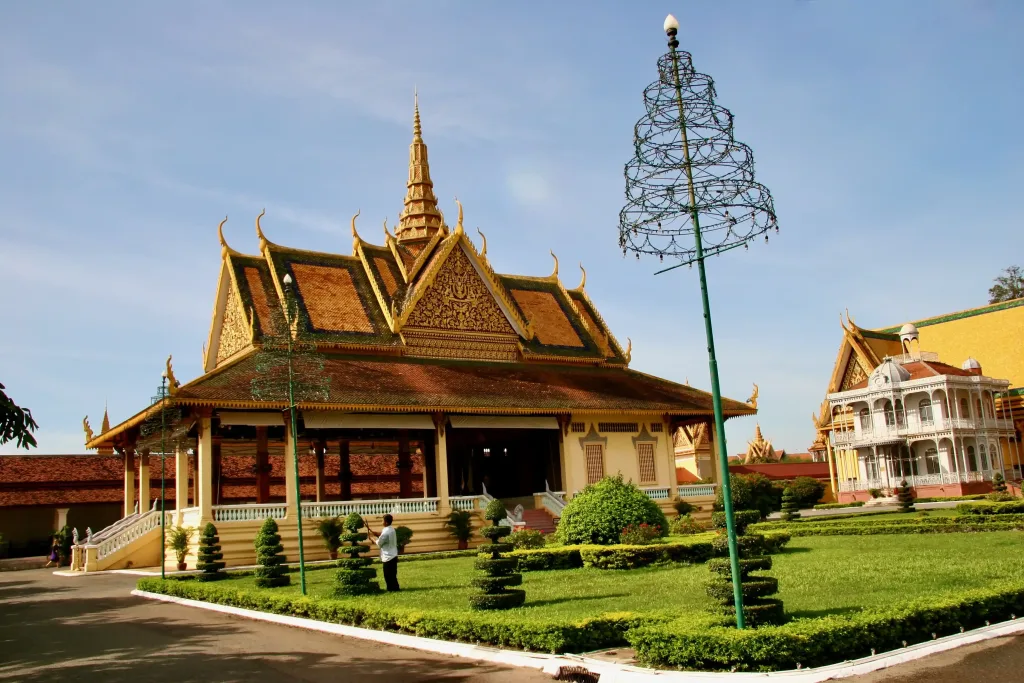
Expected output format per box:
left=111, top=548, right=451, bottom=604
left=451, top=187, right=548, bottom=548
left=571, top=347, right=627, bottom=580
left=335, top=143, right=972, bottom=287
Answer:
left=383, top=557, right=400, bottom=591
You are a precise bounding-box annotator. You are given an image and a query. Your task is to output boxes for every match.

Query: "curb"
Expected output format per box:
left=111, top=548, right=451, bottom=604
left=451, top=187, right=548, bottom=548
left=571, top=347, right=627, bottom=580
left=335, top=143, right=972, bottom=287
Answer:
left=131, top=589, right=1024, bottom=681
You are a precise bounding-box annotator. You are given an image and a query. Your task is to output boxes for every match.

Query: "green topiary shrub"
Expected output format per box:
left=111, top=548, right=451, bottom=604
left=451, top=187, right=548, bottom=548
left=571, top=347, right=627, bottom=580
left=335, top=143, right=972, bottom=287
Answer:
left=196, top=523, right=226, bottom=582
left=333, top=513, right=380, bottom=596
left=780, top=487, right=800, bottom=521
left=706, top=509, right=784, bottom=627
left=470, top=499, right=525, bottom=610
left=896, top=480, right=915, bottom=512
left=314, top=517, right=344, bottom=557
left=556, top=475, right=668, bottom=545
left=785, top=477, right=826, bottom=507
left=254, top=518, right=290, bottom=588
left=507, top=529, right=546, bottom=550
left=395, top=526, right=414, bottom=553
left=670, top=514, right=707, bottom=535
left=992, top=472, right=1008, bottom=493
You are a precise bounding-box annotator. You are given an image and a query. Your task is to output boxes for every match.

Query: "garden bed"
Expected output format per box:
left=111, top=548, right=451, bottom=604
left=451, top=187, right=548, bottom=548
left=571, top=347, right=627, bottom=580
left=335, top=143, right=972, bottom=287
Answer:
left=137, top=533, right=1024, bottom=669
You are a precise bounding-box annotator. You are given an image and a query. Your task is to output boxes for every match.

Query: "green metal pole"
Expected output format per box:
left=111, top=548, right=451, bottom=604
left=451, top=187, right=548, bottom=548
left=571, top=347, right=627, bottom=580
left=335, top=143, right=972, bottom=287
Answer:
left=285, top=286, right=307, bottom=595
left=160, top=376, right=167, bottom=580
left=668, top=35, right=746, bottom=629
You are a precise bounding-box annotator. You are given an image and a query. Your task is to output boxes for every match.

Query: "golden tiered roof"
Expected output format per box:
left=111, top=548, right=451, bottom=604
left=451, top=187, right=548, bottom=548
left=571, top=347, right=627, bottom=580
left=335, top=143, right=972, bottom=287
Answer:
left=395, top=93, right=445, bottom=245
left=744, top=424, right=778, bottom=463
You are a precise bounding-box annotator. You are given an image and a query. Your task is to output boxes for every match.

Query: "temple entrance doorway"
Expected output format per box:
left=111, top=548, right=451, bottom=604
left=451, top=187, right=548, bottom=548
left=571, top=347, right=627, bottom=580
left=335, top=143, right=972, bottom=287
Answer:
left=446, top=425, right=561, bottom=508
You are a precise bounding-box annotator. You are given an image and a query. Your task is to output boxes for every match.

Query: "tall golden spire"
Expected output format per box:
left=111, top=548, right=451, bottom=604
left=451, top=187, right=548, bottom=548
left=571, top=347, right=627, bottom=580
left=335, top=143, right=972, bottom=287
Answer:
left=396, top=91, right=444, bottom=242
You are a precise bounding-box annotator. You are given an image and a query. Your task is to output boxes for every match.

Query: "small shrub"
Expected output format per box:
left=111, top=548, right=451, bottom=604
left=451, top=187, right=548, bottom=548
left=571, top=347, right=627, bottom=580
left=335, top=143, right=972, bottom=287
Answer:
left=333, top=513, right=380, bottom=596
left=507, top=529, right=546, bottom=550
left=470, top=499, right=525, bottom=610
left=987, top=492, right=1015, bottom=502
left=779, top=487, right=800, bottom=521
left=714, top=473, right=779, bottom=518
left=395, top=526, right=414, bottom=553
left=512, top=546, right=584, bottom=571
left=254, top=518, right=289, bottom=588
left=670, top=514, right=706, bottom=535
left=444, top=509, right=474, bottom=547
left=196, top=523, right=226, bottom=582
left=620, top=523, right=662, bottom=545
left=896, top=480, right=915, bottom=512
left=556, top=475, right=668, bottom=545
left=992, top=472, right=1008, bottom=493
left=705, top=529, right=784, bottom=627
left=167, top=525, right=195, bottom=567
left=813, top=501, right=866, bottom=509
left=956, top=501, right=1024, bottom=515
left=314, top=517, right=344, bottom=555
left=54, top=525, right=73, bottom=566
left=868, top=488, right=883, bottom=499
left=673, top=500, right=696, bottom=517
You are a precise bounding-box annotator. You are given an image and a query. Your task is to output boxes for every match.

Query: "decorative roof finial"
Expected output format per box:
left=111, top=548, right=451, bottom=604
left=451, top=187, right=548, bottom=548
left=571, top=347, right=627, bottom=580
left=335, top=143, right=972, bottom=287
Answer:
left=165, top=355, right=179, bottom=395
left=83, top=417, right=94, bottom=445
left=396, top=93, right=443, bottom=241
left=577, top=262, right=587, bottom=290
left=101, top=403, right=110, bottom=433
left=255, top=209, right=270, bottom=252
left=747, top=383, right=759, bottom=409
left=217, top=216, right=231, bottom=258
left=383, top=217, right=392, bottom=240
left=413, top=87, right=422, bottom=140
left=454, top=197, right=464, bottom=235
left=351, top=209, right=362, bottom=239
left=549, top=251, right=559, bottom=279
left=625, top=338, right=632, bottom=364
left=476, top=228, right=488, bottom=258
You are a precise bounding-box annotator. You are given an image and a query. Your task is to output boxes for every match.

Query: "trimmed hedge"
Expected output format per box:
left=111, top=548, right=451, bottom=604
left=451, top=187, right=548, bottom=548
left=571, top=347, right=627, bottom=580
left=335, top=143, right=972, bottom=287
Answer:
left=956, top=501, right=1024, bottom=516
left=813, top=502, right=865, bottom=510
left=579, top=542, right=713, bottom=570
left=751, top=517, right=1024, bottom=537
left=628, top=582, right=1024, bottom=671
left=136, top=577, right=664, bottom=654
left=710, top=510, right=762, bottom=534
left=334, top=513, right=380, bottom=596
left=915, top=495, right=986, bottom=503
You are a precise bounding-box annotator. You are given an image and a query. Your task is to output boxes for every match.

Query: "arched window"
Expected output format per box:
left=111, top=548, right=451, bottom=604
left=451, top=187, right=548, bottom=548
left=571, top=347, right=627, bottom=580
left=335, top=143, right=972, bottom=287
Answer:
left=919, top=399, right=933, bottom=423
left=859, top=408, right=871, bottom=430
left=884, top=400, right=896, bottom=426
left=979, top=444, right=988, bottom=471
left=925, top=447, right=940, bottom=474
left=894, top=399, right=905, bottom=426
left=967, top=446, right=978, bottom=471
left=960, top=397, right=970, bottom=419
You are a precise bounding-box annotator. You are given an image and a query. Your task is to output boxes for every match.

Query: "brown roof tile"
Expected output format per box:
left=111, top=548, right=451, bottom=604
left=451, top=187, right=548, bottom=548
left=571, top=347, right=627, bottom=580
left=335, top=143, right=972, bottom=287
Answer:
left=511, top=289, right=584, bottom=348
left=291, top=263, right=375, bottom=333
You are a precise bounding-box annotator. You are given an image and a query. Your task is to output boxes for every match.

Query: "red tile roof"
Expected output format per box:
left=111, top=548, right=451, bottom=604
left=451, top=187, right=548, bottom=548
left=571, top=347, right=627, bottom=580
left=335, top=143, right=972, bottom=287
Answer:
left=849, top=360, right=978, bottom=390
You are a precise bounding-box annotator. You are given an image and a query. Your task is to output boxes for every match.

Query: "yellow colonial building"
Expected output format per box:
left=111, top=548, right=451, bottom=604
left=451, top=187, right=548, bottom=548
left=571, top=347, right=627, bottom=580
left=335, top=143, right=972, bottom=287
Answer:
left=813, top=303, right=1024, bottom=498
left=75, top=101, right=750, bottom=572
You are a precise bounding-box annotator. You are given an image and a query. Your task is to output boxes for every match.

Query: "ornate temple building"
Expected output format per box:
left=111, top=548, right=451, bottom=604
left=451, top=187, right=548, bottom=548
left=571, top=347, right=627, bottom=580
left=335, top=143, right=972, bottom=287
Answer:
left=76, top=100, right=753, bottom=571
left=742, top=424, right=778, bottom=464
left=813, top=307, right=1024, bottom=499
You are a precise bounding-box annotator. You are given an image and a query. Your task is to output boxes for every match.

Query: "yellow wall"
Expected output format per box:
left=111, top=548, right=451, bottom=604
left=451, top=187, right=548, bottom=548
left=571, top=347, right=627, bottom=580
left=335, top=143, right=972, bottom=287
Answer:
left=912, top=301, right=1024, bottom=388
left=562, top=414, right=674, bottom=495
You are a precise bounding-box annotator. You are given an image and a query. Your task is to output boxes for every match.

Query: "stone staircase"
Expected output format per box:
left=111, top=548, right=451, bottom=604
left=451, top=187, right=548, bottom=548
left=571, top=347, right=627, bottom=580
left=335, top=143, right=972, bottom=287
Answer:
left=520, top=508, right=557, bottom=534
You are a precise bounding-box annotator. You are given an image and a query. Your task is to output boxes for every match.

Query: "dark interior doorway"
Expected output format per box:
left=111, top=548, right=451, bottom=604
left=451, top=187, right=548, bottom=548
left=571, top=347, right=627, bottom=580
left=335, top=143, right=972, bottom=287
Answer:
left=446, top=428, right=561, bottom=502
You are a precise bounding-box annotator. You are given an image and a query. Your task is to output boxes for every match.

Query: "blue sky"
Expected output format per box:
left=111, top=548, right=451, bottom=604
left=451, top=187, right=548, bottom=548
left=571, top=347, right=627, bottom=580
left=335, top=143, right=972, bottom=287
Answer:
left=2, top=1, right=1022, bottom=456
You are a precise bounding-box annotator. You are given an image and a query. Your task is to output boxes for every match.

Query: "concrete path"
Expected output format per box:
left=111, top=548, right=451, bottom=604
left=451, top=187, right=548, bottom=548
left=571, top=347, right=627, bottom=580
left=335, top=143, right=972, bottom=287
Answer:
left=0, top=569, right=550, bottom=682
left=848, top=633, right=1024, bottom=682
left=766, top=500, right=960, bottom=519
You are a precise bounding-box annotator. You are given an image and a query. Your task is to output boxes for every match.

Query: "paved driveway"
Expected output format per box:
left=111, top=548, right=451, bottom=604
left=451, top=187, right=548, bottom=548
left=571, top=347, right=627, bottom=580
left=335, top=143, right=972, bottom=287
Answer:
left=0, top=569, right=550, bottom=682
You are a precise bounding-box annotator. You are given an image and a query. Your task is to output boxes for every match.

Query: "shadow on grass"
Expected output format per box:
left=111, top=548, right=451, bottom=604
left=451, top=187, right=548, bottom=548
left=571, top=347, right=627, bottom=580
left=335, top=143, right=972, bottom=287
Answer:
left=524, top=593, right=630, bottom=608
left=786, top=606, right=862, bottom=620
left=776, top=546, right=812, bottom=554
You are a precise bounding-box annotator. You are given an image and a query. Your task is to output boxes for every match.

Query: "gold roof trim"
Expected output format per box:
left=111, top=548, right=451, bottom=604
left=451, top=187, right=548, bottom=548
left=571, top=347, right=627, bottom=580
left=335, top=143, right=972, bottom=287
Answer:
left=568, top=286, right=629, bottom=362
left=458, top=232, right=534, bottom=339
left=548, top=251, right=559, bottom=280
left=218, top=216, right=242, bottom=259
left=255, top=209, right=275, bottom=254
left=575, top=263, right=587, bottom=291
left=476, top=228, right=488, bottom=259
left=405, top=226, right=446, bottom=283
left=396, top=94, right=445, bottom=242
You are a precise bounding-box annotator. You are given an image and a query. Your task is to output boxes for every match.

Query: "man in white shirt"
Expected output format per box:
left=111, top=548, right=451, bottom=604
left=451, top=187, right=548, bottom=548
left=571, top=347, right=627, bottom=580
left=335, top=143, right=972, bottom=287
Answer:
left=367, top=514, right=400, bottom=591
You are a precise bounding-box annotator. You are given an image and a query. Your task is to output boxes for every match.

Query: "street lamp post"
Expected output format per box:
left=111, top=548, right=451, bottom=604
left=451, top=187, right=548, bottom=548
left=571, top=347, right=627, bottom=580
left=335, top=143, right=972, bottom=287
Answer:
left=282, top=272, right=308, bottom=595
left=618, top=14, right=780, bottom=629
left=159, top=371, right=168, bottom=580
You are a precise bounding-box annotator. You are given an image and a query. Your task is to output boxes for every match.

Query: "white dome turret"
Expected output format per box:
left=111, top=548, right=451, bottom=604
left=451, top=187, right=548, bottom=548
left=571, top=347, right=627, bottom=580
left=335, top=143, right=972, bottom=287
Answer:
left=962, top=357, right=982, bottom=373
left=869, top=358, right=911, bottom=388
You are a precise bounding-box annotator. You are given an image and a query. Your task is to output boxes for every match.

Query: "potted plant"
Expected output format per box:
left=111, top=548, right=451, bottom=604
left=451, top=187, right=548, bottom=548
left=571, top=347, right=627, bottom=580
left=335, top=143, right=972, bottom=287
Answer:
left=54, top=525, right=74, bottom=567
left=314, top=516, right=344, bottom=560
left=444, top=509, right=473, bottom=550
left=395, top=526, right=414, bottom=554
left=167, top=525, right=195, bottom=571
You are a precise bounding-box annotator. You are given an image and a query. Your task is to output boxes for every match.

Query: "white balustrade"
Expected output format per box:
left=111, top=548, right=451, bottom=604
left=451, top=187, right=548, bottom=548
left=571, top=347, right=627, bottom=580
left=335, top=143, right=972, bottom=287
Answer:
left=677, top=484, right=717, bottom=498
left=94, top=510, right=165, bottom=560
left=642, top=486, right=671, bottom=500
left=538, top=490, right=566, bottom=518
left=212, top=504, right=287, bottom=522
left=300, top=498, right=440, bottom=519
left=449, top=496, right=482, bottom=511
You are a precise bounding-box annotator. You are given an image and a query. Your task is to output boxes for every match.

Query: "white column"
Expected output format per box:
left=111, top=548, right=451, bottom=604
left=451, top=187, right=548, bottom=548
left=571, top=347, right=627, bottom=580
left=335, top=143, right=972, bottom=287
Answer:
left=123, top=449, right=135, bottom=518
left=138, top=450, right=151, bottom=512
left=662, top=421, right=677, bottom=496
left=55, top=508, right=69, bottom=530
left=197, top=417, right=214, bottom=521
left=436, top=426, right=450, bottom=513
left=175, top=447, right=189, bottom=523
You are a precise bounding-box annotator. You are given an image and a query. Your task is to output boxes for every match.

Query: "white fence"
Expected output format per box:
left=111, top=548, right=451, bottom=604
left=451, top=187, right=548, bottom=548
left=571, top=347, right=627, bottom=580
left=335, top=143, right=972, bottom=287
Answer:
left=95, top=509, right=164, bottom=560
left=677, top=484, right=717, bottom=498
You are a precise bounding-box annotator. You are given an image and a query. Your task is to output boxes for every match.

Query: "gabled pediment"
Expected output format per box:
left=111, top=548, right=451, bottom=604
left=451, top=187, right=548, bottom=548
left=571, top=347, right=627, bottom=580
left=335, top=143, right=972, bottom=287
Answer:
left=205, top=260, right=255, bottom=372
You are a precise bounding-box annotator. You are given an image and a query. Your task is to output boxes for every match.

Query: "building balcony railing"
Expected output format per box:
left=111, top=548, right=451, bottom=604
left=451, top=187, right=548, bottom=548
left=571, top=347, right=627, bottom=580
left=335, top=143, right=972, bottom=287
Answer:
left=838, top=470, right=991, bottom=492
left=832, top=414, right=1014, bottom=447
left=677, top=483, right=717, bottom=498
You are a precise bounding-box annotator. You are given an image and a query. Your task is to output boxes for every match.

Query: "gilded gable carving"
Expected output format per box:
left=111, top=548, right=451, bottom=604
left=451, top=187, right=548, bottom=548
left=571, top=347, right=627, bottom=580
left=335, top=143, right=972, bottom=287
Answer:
left=839, top=356, right=869, bottom=391
left=404, top=246, right=515, bottom=335
left=217, top=281, right=250, bottom=363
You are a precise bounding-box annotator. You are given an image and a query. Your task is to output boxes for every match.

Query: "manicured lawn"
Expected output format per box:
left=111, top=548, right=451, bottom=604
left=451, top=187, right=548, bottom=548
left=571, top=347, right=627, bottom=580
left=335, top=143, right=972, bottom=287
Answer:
left=206, top=532, right=1024, bottom=622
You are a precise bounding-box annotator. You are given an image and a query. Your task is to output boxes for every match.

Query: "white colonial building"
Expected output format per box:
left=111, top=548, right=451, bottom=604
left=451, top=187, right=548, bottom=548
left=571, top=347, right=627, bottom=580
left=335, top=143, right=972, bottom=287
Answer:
left=827, top=324, right=1016, bottom=499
